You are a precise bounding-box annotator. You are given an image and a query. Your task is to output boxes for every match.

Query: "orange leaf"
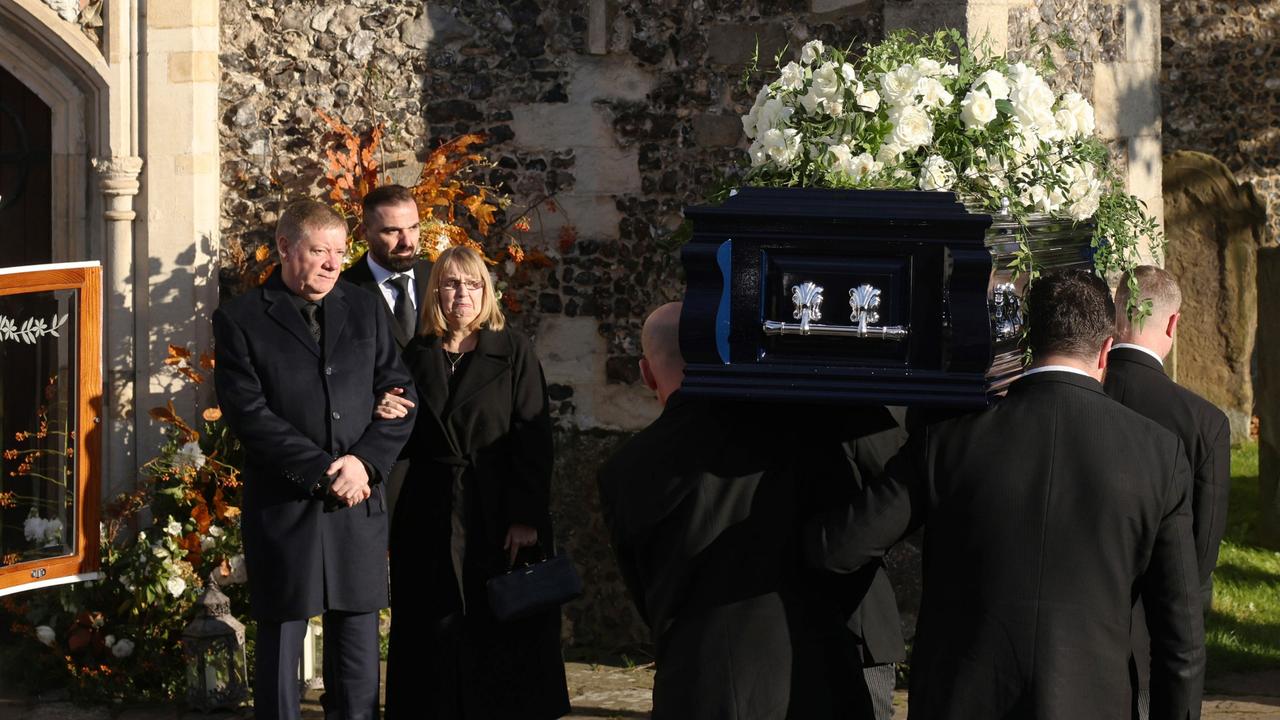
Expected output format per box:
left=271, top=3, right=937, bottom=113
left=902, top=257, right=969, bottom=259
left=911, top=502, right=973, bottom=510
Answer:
left=191, top=500, right=212, bottom=534
left=199, top=352, right=215, bottom=370
left=253, top=244, right=272, bottom=262
left=201, top=407, right=222, bottom=422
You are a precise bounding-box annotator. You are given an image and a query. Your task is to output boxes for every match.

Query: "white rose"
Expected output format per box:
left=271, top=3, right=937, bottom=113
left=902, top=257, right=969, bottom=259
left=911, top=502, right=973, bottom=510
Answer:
left=856, top=87, right=880, bottom=112
left=1011, top=74, right=1056, bottom=130
left=880, top=64, right=920, bottom=107
left=760, top=127, right=802, bottom=166
left=1062, top=162, right=1103, bottom=219
left=748, top=141, right=769, bottom=167
left=209, top=525, right=224, bottom=538
left=165, top=518, right=183, bottom=537
left=916, top=77, right=954, bottom=110
left=1020, top=183, right=1066, bottom=214
left=112, top=639, right=135, bottom=658
left=960, top=89, right=997, bottom=129
left=876, top=142, right=905, bottom=165
left=175, top=441, right=205, bottom=470
left=840, top=62, right=857, bottom=84
left=1006, top=62, right=1036, bottom=88
left=136, top=530, right=147, bottom=543
left=779, top=62, right=806, bottom=91
left=887, top=105, right=934, bottom=149
left=165, top=576, right=187, bottom=598
left=827, top=144, right=856, bottom=175
left=800, top=62, right=842, bottom=115
left=1056, top=92, right=1095, bottom=139
left=941, top=63, right=960, bottom=78
left=152, top=544, right=170, bottom=559
left=105, top=634, right=116, bottom=648
left=848, top=152, right=882, bottom=180
left=44, top=519, right=63, bottom=544
left=741, top=87, right=770, bottom=139
left=800, top=39, right=825, bottom=65
left=35, top=625, right=55, bottom=646
left=201, top=535, right=216, bottom=551
left=914, top=57, right=943, bottom=77
left=973, top=69, right=1011, bottom=100
left=918, top=155, right=957, bottom=191
left=754, top=97, right=794, bottom=135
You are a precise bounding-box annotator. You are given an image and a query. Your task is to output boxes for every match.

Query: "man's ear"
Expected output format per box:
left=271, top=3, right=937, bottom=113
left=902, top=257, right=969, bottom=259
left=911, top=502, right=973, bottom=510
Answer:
left=276, top=235, right=289, bottom=258
left=1098, top=336, right=1114, bottom=372
left=639, top=357, right=658, bottom=393
left=1166, top=311, right=1179, bottom=339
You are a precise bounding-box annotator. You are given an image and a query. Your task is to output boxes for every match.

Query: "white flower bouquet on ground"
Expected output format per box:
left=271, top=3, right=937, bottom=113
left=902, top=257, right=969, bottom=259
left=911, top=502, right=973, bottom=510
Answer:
left=738, top=30, right=1160, bottom=318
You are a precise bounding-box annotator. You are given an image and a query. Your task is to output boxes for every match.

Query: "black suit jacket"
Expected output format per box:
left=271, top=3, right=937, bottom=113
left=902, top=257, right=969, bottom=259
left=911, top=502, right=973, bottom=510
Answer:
left=341, top=253, right=432, bottom=349
left=213, top=270, right=417, bottom=621
left=1105, top=347, right=1231, bottom=692
left=808, top=372, right=1205, bottom=720
left=598, top=394, right=898, bottom=719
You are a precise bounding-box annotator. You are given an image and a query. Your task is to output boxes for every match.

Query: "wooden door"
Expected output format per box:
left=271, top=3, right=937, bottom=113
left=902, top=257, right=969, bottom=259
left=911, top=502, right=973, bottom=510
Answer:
left=0, top=66, right=52, bottom=268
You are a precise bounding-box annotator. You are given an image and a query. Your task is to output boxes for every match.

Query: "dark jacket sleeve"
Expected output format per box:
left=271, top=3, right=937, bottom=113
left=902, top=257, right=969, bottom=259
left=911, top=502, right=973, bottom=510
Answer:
left=346, top=300, right=417, bottom=481
left=503, top=331, right=554, bottom=526
left=1144, top=443, right=1206, bottom=720
left=1193, top=411, right=1231, bottom=607
left=212, top=306, right=334, bottom=494
left=804, top=426, right=927, bottom=574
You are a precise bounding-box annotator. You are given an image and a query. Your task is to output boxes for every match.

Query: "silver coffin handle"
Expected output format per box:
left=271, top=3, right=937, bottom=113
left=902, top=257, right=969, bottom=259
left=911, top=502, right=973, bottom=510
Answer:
left=763, top=282, right=909, bottom=339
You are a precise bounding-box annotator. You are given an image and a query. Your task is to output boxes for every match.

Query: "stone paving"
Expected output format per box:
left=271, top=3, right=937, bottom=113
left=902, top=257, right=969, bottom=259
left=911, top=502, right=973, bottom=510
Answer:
left=2, top=663, right=1277, bottom=718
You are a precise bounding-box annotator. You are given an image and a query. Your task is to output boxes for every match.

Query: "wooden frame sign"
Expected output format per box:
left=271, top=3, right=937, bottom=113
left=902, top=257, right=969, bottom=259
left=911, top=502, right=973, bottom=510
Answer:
left=0, top=261, right=102, bottom=596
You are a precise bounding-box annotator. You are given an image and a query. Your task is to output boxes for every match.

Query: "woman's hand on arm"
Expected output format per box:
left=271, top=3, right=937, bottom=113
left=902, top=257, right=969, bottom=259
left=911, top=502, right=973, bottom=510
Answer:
left=503, top=523, right=539, bottom=567
left=372, top=387, right=416, bottom=420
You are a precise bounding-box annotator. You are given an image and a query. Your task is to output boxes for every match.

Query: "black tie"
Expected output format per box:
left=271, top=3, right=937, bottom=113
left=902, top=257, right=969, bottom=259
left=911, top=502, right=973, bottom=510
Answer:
left=389, top=274, right=415, bottom=338
left=301, top=302, right=322, bottom=344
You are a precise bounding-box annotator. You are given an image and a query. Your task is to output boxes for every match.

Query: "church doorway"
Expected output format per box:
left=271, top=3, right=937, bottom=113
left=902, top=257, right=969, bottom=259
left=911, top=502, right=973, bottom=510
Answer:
left=0, top=64, right=52, bottom=268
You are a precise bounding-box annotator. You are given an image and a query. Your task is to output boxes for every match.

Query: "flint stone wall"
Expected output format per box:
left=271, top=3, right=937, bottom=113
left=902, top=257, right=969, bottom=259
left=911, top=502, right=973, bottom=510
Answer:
left=1162, top=0, right=1280, bottom=243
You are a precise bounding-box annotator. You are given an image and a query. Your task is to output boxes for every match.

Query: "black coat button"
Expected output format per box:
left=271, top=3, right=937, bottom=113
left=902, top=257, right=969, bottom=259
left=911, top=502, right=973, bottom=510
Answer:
left=325, top=366, right=333, bottom=375
left=331, top=411, right=341, bottom=420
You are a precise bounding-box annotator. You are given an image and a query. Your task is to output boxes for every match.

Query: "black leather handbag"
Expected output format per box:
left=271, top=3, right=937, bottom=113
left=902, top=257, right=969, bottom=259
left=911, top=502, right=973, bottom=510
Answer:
left=486, top=548, right=583, bottom=622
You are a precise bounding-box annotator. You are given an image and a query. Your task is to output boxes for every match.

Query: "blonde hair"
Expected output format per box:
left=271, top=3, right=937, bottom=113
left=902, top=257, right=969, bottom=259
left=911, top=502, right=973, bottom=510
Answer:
left=277, top=198, right=346, bottom=245
left=422, top=245, right=506, bottom=336
left=1116, top=265, right=1182, bottom=327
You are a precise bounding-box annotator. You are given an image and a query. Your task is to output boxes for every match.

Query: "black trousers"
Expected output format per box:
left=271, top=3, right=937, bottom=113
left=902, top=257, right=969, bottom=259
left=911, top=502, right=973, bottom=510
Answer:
left=255, top=610, right=381, bottom=720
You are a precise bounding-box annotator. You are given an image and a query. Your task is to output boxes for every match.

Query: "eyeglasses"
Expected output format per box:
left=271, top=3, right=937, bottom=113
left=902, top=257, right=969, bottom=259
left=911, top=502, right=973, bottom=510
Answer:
left=438, top=278, right=484, bottom=293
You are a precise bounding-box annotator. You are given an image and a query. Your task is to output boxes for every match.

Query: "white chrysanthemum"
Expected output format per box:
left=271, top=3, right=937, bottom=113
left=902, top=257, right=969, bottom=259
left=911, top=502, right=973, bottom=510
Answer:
left=916, top=78, right=953, bottom=110
left=112, top=638, right=135, bottom=658
left=35, top=626, right=55, bottom=646
left=1055, top=92, right=1096, bottom=139
left=960, top=89, right=997, bottom=129
left=914, top=57, right=943, bottom=77
left=973, top=69, right=1011, bottom=100
left=856, top=87, right=880, bottom=112
left=779, top=62, right=806, bottom=91
left=175, top=441, right=205, bottom=470
left=800, top=39, right=825, bottom=65
left=880, top=64, right=921, bottom=107
left=887, top=105, right=934, bottom=149
left=166, top=576, right=187, bottom=598
left=918, top=155, right=957, bottom=191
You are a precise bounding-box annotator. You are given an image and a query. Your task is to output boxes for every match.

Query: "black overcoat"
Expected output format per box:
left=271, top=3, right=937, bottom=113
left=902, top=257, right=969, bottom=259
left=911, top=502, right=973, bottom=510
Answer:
left=807, top=372, right=1206, bottom=720
left=340, top=254, right=432, bottom=349
left=1105, top=346, right=1231, bottom=689
left=212, top=270, right=417, bottom=621
left=598, top=393, right=899, bottom=720
left=386, top=327, right=569, bottom=720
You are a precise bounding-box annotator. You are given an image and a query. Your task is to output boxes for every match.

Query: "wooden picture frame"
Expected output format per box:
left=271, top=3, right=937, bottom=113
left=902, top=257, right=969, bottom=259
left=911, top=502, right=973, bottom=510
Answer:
left=0, top=261, right=102, bottom=596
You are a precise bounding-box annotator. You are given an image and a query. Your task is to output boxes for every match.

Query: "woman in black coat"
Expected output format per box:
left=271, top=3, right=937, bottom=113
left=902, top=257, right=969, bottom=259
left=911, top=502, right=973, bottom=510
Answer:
left=380, top=245, right=569, bottom=719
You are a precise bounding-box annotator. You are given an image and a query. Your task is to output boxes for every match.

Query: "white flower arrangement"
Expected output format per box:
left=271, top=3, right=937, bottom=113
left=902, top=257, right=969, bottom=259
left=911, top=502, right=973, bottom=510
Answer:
left=737, top=30, right=1161, bottom=311
left=23, top=510, right=65, bottom=547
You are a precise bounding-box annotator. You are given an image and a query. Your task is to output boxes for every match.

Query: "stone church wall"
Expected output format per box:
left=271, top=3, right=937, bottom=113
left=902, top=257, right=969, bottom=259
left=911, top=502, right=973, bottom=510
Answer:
left=1162, top=0, right=1279, bottom=242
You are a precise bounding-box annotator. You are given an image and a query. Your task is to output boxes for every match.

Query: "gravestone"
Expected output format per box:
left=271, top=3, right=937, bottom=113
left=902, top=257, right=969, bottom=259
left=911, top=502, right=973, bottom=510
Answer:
left=1163, top=150, right=1268, bottom=443
left=1255, top=248, right=1280, bottom=549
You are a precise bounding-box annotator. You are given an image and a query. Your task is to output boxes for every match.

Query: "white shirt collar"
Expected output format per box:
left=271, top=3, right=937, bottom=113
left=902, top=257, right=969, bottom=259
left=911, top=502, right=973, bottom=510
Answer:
left=1111, top=342, right=1164, bottom=366
left=1022, top=364, right=1095, bottom=379
left=365, top=253, right=415, bottom=286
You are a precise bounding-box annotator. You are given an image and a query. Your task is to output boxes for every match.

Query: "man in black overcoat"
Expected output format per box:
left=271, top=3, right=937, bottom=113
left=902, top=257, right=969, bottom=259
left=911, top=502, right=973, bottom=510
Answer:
left=598, top=302, right=900, bottom=719
left=340, top=184, right=431, bottom=518
left=806, top=269, right=1205, bottom=720
left=213, top=199, right=416, bottom=720
left=1106, top=265, right=1231, bottom=719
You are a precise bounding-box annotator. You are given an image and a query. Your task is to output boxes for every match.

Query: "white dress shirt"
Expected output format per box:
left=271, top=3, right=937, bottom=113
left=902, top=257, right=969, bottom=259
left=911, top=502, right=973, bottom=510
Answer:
left=1111, top=342, right=1164, bottom=366
left=365, top=254, right=417, bottom=315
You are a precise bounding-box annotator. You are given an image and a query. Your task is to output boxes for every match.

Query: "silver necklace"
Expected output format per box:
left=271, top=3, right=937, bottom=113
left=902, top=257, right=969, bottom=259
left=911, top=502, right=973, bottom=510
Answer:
left=443, top=348, right=466, bottom=374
